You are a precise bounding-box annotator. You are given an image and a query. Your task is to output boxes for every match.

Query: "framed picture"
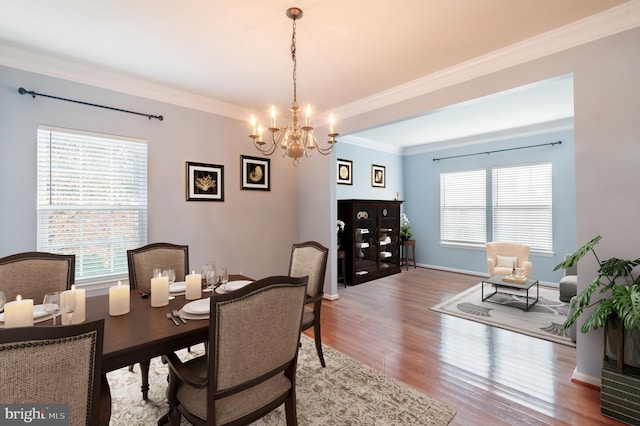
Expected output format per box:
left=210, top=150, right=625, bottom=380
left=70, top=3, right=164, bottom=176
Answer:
left=371, top=164, right=386, bottom=188
left=337, top=158, right=353, bottom=185
left=240, top=155, right=270, bottom=191
left=186, top=161, right=224, bottom=201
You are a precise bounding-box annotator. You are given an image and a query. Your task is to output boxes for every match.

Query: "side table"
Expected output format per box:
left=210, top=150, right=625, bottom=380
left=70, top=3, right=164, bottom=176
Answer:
left=337, top=249, right=346, bottom=287
left=400, top=240, right=416, bottom=271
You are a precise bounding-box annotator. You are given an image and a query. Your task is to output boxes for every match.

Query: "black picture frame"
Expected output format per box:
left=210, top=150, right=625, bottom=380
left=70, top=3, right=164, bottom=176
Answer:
left=240, top=155, right=270, bottom=191
left=337, top=158, right=353, bottom=185
left=186, top=161, right=224, bottom=201
left=371, top=164, right=386, bottom=188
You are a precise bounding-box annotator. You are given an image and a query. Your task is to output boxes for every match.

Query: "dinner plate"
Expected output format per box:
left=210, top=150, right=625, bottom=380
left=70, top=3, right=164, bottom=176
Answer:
left=169, top=281, right=186, bottom=293
left=222, top=280, right=253, bottom=292
left=183, top=298, right=210, bottom=315
left=0, top=304, right=48, bottom=322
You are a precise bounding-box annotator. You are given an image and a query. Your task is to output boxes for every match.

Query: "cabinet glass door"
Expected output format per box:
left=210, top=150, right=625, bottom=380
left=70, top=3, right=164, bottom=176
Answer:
left=354, top=206, right=377, bottom=277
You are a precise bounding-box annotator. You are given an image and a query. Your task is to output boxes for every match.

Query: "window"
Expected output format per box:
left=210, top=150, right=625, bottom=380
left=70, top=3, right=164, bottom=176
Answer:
left=492, top=163, right=552, bottom=252
left=440, top=169, right=486, bottom=245
left=37, top=126, right=148, bottom=284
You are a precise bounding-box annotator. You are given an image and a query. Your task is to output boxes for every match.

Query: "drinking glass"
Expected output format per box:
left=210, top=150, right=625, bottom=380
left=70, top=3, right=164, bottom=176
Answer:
left=62, top=290, right=77, bottom=325
left=43, top=291, right=61, bottom=326
left=162, top=269, right=176, bottom=284
left=218, top=268, right=229, bottom=289
left=205, top=269, right=217, bottom=291
left=0, top=291, right=6, bottom=313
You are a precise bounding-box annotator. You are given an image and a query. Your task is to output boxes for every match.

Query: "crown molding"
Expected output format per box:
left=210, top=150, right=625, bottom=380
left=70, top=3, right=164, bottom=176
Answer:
left=338, top=135, right=404, bottom=155
left=334, top=0, right=640, bottom=119
left=402, top=117, right=574, bottom=156
left=0, top=44, right=251, bottom=121
left=1, top=1, right=638, bottom=121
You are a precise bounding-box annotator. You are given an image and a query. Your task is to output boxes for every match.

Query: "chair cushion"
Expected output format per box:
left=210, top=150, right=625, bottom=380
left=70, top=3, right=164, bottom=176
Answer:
left=559, top=275, right=578, bottom=302
left=496, top=255, right=518, bottom=268
left=176, top=356, right=292, bottom=423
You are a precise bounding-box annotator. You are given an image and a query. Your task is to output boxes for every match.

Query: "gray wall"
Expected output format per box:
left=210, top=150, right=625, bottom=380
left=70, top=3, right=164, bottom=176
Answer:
left=0, top=65, right=301, bottom=284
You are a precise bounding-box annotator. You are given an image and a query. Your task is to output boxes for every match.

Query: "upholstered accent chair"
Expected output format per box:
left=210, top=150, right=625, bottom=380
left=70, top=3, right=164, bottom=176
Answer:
left=558, top=254, right=578, bottom=303
left=0, top=319, right=105, bottom=426
left=0, top=251, right=75, bottom=303
left=485, top=242, right=533, bottom=278
left=158, top=275, right=308, bottom=426
left=288, top=241, right=329, bottom=367
left=127, top=242, right=189, bottom=400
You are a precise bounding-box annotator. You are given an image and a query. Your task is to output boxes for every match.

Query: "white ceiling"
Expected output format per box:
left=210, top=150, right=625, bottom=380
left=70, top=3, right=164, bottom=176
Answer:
left=0, top=0, right=637, bottom=149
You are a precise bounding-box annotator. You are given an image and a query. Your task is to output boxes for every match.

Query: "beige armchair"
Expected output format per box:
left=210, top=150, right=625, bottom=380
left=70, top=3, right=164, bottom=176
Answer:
left=485, top=242, right=532, bottom=278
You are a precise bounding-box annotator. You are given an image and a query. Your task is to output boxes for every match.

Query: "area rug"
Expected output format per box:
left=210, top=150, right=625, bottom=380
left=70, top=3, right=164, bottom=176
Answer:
left=430, top=283, right=575, bottom=347
left=107, top=335, right=456, bottom=425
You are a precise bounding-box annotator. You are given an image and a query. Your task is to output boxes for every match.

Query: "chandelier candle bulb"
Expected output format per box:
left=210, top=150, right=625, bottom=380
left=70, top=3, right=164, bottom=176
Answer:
left=150, top=272, right=169, bottom=307
left=330, top=114, right=335, bottom=134
left=185, top=271, right=201, bottom=300
left=109, top=281, right=130, bottom=316
left=62, top=284, right=86, bottom=324
left=271, top=105, right=277, bottom=128
left=4, top=295, right=33, bottom=327
left=305, top=104, right=311, bottom=126
left=250, top=115, right=257, bottom=136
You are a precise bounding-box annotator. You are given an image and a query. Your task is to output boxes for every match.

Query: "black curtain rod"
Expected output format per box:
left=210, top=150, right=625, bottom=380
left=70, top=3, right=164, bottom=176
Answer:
left=18, top=87, right=164, bottom=121
left=432, top=140, right=561, bottom=162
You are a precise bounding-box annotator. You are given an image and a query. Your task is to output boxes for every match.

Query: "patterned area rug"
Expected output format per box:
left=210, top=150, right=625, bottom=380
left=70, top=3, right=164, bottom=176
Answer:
left=430, top=283, right=574, bottom=347
left=107, top=335, right=456, bottom=425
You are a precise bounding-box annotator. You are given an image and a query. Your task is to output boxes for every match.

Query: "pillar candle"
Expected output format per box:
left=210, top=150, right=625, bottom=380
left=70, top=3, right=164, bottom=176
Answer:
left=151, top=273, right=169, bottom=307
left=62, top=285, right=86, bottom=325
left=109, top=281, right=130, bottom=316
left=185, top=270, right=202, bottom=300
left=4, top=295, right=34, bottom=327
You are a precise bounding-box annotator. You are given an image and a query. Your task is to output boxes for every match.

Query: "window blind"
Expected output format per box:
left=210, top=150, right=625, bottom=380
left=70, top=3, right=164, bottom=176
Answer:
left=440, top=169, right=486, bottom=245
left=37, top=126, right=148, bottom=284
left=492, top=163, right=552, bottom=252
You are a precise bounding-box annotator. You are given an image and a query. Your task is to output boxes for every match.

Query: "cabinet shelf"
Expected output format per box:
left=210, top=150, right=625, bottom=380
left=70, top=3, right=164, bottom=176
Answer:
left=338, top=199, right=402, bottom=285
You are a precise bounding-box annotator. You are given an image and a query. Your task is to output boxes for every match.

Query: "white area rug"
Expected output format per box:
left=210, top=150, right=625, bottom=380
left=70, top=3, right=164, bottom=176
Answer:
left=430, top=283, right=574, bottom=347
left=107, top=335, right=456, bottom=425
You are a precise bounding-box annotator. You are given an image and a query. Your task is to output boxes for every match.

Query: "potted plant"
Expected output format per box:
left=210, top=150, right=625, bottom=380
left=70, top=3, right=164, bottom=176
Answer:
left=555, top=235, right=640, bottom=373
left=400, top=213, right=412, bottom=241
left=337, top=220, right=345, bottom=249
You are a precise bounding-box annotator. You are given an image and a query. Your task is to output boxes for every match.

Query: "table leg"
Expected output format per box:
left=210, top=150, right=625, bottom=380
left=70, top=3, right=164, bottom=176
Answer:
left=140, top=359, right=151, bottom=400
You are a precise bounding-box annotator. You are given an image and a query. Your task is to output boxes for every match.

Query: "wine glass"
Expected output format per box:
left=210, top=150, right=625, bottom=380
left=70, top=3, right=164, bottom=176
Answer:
left=218, top=268, right=229, bottom=290
left=43, top=292, right=61, bottom=326
left=162, top=269, right=176, bottom=284
left=62, top=290, right=77, bottom=325
left=204, top=269, right=217, bottom=292
left=0, top=291, right=6, bottom=313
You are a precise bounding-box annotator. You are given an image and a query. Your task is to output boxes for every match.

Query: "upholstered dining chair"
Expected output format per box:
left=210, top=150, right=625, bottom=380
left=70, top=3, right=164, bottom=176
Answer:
left=288, top=240, right=329, bottom=367
left=485, top=241, right=533, bottom=278
left=127, top=242, right=189, bottom=400
left=0, top=319, right=105, bottom=426
left=158, top=275, right=308, bottom=426
left=0, top=251, right=75, bottom=303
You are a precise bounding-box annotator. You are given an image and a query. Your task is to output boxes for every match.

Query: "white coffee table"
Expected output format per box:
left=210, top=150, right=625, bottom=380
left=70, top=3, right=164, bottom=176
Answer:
left=481, top=275, right=539, bottom=311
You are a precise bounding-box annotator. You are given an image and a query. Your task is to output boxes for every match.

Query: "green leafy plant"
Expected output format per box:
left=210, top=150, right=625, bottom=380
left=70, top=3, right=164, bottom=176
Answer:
left=400, top=213, right=412, bottom=240
left=555, top=235, right=640, bottom=333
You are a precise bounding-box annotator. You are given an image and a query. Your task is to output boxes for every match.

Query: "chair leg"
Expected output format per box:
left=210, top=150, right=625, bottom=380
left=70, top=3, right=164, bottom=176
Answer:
left=139, top=359, right=151, bottom=400
left=99, top=374, right=112, bottom=426
left=313, top=319, right=326, bottom=368
left=284, top=391, right=298, bottom=426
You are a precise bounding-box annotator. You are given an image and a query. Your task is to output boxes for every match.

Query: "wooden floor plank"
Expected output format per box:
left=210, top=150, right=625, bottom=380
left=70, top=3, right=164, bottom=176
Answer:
left=306, top=267, right=624, bottom=425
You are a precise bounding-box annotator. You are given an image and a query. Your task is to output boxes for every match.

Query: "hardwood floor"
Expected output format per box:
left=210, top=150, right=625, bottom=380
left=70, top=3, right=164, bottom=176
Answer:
left=308, top=267, right=623, bottom=425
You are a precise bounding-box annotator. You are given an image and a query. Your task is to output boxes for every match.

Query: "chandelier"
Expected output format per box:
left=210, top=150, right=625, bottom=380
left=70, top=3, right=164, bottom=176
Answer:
left=249, top=7, right=338, bottom=166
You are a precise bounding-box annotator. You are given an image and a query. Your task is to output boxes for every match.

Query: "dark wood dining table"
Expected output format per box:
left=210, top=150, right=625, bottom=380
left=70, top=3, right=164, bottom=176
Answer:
left=83, top=275, right=248, bottom=424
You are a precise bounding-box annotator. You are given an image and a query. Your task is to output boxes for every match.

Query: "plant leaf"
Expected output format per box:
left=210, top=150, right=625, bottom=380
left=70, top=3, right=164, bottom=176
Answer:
left=553, top=235, right=601, bottom=271
left=612, top=284, right=640, bottom=330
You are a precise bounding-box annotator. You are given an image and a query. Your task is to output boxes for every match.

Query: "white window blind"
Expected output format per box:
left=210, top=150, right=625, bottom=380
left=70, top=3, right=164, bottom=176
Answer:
left=37, top=126, right=148, bottom=284
left=492, top=163, right=552, bottom=252
left=440, top=169, right=486, bottom=245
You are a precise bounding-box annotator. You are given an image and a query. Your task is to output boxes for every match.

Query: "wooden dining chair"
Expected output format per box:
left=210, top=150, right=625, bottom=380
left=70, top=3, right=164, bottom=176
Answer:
left=0, top=319, right=105, bottom=426
left=158, top=275, right=308, bottom=426
left=126, top=242, right=189, bottom=401
left=288, top=240, right=329, bottom=367
left=0, top=251, right=75, bottom=303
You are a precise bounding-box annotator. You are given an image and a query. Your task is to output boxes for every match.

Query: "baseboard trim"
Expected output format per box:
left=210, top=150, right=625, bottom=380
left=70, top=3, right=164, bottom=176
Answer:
left=572, top=368, right=602, bottom=389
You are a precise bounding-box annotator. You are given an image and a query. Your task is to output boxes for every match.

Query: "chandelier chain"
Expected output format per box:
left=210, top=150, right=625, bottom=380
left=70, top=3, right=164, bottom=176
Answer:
left=291, top=18, right=297, bottom=105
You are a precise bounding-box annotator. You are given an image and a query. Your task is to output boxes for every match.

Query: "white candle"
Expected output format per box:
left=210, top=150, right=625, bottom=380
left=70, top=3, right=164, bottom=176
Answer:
left=185, top=270, right=202, bottom=300
left=270, top=105, right=277, bottom=128
left=5, top=295, right=33, bottom=327
left=62, top=285, right=86, bottom=324
left=305, top=104, right=311, bottom=126
left=329, top=114, right=335, bottom=134
left=250, top=114, right=257, bottom=136
left=151, top=273, right=169, bottom=307
left=109, top=281, right=130, bottom=316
